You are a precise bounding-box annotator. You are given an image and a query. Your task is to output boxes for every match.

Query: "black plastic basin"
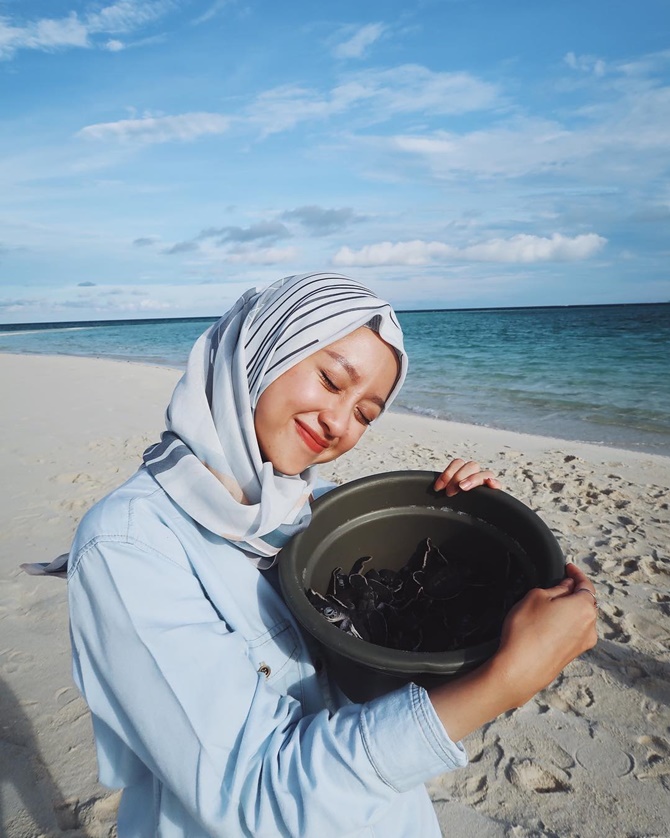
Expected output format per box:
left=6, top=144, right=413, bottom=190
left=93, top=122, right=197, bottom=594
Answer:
left=279, top=470, right=564, bottom=702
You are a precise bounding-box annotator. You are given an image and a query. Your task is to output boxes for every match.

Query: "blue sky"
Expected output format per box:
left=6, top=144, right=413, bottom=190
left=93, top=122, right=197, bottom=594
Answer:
left=1, top=0, right=669, bottom=322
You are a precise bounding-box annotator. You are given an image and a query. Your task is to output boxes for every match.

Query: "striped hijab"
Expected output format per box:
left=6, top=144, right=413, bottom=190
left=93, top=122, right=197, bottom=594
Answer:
left=143, top=272, right=408, bottom=564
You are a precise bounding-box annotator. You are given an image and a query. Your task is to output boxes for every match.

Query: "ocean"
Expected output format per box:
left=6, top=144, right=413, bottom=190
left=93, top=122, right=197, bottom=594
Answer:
left=2, top=303, right=669, bottom=457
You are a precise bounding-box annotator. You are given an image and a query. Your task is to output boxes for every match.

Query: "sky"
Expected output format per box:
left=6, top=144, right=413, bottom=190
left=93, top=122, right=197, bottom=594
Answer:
left=1, top=0, right=669, bottom=322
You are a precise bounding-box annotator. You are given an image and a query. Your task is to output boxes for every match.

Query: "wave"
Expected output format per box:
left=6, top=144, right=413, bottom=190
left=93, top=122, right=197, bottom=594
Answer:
left=0, top=326, right=94, bottom=336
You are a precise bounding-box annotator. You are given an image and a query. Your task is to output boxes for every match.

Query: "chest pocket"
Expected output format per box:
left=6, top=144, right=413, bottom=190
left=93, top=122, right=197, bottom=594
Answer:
left=246, top=620, right=304, bottom=704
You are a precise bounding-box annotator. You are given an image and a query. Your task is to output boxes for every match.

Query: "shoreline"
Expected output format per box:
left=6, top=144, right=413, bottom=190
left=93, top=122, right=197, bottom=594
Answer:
left=2, top=352, right=669, bottom=836
left=2, top=351, right=669, bottom=463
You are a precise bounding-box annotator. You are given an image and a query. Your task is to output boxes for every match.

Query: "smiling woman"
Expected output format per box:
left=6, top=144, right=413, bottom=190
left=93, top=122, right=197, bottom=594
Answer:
left=254, top=327, right=400, bottom=474
left=138, top=272, right=408, bottom=559
left=64, top=271, right=597, bottom=838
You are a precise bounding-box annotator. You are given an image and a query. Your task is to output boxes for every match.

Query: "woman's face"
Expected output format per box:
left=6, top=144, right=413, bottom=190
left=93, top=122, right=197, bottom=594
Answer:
left=254, top=326, right=400, bottom=475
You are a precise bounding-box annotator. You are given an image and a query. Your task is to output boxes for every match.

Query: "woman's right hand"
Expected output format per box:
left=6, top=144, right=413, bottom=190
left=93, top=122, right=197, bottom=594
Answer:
left=492, top=562, right=599, bottom=709
left=429, top=563, right=598, bottom=742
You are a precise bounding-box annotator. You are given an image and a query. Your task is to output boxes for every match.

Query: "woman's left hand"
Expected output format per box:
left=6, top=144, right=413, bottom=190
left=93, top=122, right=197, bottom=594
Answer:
left=434, top=458, right=501, bottom=496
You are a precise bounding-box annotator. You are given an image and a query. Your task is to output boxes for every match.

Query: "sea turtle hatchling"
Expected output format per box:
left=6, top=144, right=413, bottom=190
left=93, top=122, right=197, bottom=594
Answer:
left=305, top=537, right=528, bottom=652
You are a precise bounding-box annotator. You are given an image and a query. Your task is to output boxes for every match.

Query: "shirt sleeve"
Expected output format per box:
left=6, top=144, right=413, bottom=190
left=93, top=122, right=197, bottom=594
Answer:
left=68, top=535, right=466, bottom=838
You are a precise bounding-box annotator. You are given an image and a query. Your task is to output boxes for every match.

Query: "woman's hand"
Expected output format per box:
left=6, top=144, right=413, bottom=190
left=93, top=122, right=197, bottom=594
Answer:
left=434, top=458, right=501, bottom=496
left=492, top=562, right=599, bottom=708
left=429, top=563, right=598, bottom=742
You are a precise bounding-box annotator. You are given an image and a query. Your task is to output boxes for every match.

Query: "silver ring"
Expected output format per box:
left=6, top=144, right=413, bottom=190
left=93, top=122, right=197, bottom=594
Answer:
left=576, top=588, right=598, bottom=607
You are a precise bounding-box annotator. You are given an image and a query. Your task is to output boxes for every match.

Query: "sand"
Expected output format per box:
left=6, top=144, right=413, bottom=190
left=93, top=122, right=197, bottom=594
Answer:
left=1, top=352, right=669, bottom=838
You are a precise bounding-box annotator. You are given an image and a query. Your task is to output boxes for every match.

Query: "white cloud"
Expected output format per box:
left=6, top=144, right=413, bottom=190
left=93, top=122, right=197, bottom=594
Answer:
left=459, top=232, right=607, bottom=262
left=390, top=90, right=670, bottom=180
left=85, top=1, right=172, bottom=34
left=104, top=38, right=125, bottom=51
left=192, top=0, right=234, bottom=26
left=391, top=118, right=578, bottom=178
left=380, top=53, right=670, bottom=185
left=0, top=13, right=89, bottom=58
left=334, top=240, right=444, bottom=266
left=333, top=23, right=386, bottom=60
left=246, top=84, right=358, bottom=135
left=247, top=65, right=499, bottom=135
left=359, top=65, right=499, bottom=115
left=122, top=297, right=173, bottom=311
left=77, top=112, right=230, bottom=144
left=0, top=1, right=171, bottom=59
left=616, top=49, right=670, bottom=80
left=332, top=233, right=607, bottom=267
left=564, top=52, right=606, bottom=77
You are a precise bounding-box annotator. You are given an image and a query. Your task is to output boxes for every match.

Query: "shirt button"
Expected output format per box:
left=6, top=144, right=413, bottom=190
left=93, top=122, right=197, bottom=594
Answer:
left=258, top=662, right=271, bottom=679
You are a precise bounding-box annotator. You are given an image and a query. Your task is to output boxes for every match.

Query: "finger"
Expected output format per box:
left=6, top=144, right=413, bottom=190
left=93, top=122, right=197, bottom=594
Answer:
left=458, top=469, right=498, bottom=491
left=484, top=476, right=502, bottom=490
left=444, top=461, right=482, bottom=495
left=551, top=563, right=594, bottom=602
left=574, top=588, right=599, bottom=607
left=434, top=459, right=466, bottom=491
left=565, top=562, right=594, bottom=592
left=547, top=576, right=575, bottom=599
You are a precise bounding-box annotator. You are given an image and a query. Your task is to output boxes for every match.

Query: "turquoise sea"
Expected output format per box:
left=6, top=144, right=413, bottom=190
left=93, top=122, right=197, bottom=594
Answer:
left=2, top=303, right=669, bottom=456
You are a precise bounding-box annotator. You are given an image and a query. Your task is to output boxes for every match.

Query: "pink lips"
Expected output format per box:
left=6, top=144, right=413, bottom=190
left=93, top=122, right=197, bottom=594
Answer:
left=295, top=420, right=329, bottom=453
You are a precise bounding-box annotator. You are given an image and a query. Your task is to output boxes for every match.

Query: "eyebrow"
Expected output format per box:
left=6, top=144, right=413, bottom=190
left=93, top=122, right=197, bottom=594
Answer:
left=324, top=349, right=387, bottom=410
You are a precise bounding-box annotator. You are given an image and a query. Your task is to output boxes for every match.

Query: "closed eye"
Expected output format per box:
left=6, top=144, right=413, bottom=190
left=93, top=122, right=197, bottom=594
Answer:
left=356, top=407, right=373, bottom=426
left=319, top=370, right=340, bottom=392
left=321, top=370, right=373, bottom=426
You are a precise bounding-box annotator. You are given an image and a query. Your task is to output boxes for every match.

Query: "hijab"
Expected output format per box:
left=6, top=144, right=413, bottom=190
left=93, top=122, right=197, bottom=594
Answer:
left=142, top=272, right=408, bottom=564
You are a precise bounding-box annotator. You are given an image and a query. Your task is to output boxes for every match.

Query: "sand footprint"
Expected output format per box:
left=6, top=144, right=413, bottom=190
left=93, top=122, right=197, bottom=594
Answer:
left=468, top=733, right=505, bottom=770
left=0, top=647, right=34, bottom=675
left=53, top=797, right=81, bottom=831
left=49, top=695, right=89, bottom=729
left=639, top=555, right=670, bottom=579
left=505, top=757, right=571, bottom=794
left=54, top=791, right=122, bottom=834
left=649, top=591, right=670, bottom=617
left=460, top=773, right=488, bottom=805
left=635, top=734, right=670, bottom=782
left=597, top=602, right=631, bottom=643
left=545, top=679, right=595, bottom=717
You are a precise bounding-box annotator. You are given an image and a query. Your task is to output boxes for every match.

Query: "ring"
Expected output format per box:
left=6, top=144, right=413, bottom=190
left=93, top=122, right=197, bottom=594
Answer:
left=576, top=588, right=598, bottom=607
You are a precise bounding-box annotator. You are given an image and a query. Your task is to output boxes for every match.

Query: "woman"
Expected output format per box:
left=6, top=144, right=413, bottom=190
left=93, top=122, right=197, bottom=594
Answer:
left=67, top=272, right=597, bottom=837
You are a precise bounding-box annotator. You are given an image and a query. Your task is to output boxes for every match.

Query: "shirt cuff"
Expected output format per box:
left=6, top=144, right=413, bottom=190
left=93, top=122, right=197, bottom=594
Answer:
left=360, top=682, right=468, bottom=793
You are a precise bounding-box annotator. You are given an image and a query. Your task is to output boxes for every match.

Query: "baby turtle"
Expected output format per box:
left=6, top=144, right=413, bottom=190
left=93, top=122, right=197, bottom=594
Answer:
left=306, top=538, right=528, bottom=652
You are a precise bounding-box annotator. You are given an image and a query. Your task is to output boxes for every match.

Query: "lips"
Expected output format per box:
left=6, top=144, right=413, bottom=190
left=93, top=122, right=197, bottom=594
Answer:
left=295, top=419, right=329, bottom=453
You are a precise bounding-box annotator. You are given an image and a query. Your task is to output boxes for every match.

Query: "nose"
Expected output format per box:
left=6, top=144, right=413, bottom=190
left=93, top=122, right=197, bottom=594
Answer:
left=318, top=401, right=350, bottom=439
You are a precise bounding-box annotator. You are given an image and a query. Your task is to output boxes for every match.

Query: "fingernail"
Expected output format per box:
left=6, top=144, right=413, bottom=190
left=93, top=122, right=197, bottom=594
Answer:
left=460, top=480, right=472, bottom=490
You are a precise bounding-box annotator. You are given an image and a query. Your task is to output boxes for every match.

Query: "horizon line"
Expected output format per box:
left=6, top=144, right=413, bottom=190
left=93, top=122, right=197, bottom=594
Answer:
left=1, top=299, right=668, bottom=330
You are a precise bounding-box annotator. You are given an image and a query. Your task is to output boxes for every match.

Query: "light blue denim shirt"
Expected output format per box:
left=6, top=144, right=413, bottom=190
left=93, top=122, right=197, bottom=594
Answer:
left=67, top=466, right=467, bottom=837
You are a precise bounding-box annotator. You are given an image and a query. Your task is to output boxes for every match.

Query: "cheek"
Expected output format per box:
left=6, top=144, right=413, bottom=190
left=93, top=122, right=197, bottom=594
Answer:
left=252, top=402, right=270, bottom=459
left=254, top=385, right=285, bottom=453
left=253, top=374, right=302, bottom=447
left=334, top=421, right=368, bottom=457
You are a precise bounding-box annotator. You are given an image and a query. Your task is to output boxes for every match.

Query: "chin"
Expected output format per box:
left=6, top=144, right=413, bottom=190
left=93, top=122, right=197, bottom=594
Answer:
left=269, top=453, right=311, bottom=476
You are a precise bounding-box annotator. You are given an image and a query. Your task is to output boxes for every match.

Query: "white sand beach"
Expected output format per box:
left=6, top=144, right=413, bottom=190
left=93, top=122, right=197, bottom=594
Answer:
left=1, top=352, right=669, bottom=838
